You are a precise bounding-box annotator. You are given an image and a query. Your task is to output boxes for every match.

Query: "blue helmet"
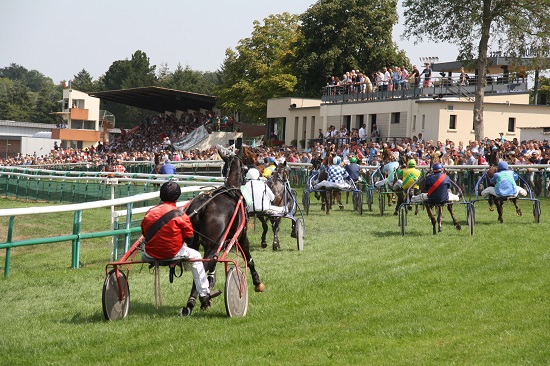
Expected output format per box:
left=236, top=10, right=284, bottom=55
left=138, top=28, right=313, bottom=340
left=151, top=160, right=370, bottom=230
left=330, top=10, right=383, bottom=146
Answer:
left=333, top=156, right=342, bottom=165
left=268, top=157, right=276, bottom=164
left=432, top=163, right=443, bottom=172
left=497, top=161, right=508, bottom=171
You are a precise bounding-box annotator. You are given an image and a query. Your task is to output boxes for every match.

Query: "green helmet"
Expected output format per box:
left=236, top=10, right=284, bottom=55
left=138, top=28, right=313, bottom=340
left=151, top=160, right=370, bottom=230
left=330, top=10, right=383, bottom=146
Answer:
left=408, top=159, right=416, bottom=168
left=349, top=157, right=357, bottom=163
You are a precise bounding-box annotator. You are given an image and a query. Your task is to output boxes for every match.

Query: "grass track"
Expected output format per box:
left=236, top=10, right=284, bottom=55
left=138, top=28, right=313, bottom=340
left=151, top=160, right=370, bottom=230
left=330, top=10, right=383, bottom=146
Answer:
left=0, top=193, right=549, bottom=365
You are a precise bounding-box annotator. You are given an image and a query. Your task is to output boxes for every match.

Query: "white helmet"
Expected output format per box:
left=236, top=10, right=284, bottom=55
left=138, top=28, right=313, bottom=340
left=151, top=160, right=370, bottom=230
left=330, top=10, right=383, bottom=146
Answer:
left=246, top=168, right=260, bottom=180
left=333, top=156, right=342, bottom=165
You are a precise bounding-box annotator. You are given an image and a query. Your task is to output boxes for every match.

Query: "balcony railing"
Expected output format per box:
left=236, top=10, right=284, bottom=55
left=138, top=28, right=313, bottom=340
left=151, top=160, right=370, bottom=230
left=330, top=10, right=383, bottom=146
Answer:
left=321, top=75, right=528, bottom=104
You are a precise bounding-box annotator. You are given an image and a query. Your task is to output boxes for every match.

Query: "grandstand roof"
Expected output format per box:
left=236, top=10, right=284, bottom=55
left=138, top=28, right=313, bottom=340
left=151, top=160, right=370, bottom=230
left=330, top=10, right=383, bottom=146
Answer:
left=89, top=86, right=216, bottom=113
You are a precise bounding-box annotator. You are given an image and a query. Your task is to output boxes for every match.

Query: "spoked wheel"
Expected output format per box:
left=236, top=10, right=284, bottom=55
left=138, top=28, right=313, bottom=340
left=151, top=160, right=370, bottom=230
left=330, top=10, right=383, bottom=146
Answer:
left=224, top=266, right=248, bottom=317
left=379, top=192, right=385, bottom=216
left=366, top=189, right=373, bottom=212
left=357, top=193, right=363, bottom=215
left=400, top=207, right=406, bottom=236
left=466, top=204, right=474, bottom=236
left=352, top=191, right=358, bottom=211
left=102, top=269, right=130, bottom=321
left=302, top=192, right=310, bottom=215
left=295, top=218, right=304, bottom=251
left=533, top=200, right=541, bottom=224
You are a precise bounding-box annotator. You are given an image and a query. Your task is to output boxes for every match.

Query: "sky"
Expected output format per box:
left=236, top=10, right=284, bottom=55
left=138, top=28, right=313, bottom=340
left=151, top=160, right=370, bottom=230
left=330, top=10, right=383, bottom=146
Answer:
left=1, top=0, right=458, bottom=84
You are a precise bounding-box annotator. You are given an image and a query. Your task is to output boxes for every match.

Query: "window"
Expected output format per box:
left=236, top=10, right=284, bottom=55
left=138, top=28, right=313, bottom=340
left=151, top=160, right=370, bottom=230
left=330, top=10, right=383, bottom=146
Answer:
left=421, top=115, right=425, bottom=130
left=508, top=117, right=515, bottom=132
left=449, top=115, right=457, bottom=130
left=391, top=112, right=400, bottom=124
left=412, top=115, right=416, bottom=131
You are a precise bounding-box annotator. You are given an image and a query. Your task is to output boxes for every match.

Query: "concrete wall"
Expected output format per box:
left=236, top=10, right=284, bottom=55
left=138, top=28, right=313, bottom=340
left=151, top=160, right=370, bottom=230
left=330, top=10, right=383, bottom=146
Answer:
left=21, top=137, right=61, bottom=157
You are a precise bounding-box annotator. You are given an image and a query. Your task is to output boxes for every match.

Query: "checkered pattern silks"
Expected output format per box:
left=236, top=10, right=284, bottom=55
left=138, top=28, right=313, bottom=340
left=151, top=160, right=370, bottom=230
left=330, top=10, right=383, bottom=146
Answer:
left=327, top=165, right=349, bottom=183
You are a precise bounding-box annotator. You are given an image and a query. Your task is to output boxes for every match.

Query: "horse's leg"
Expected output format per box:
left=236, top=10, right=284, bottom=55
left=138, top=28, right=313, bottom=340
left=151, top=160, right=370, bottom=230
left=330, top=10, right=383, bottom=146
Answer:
left=240, top=230, right=265, bottom=292
left=511, top=198, right=522, bottom=216
left=427, top=205, right=437, bottom=235
left=336, top=191, right=344, bottom=209
left=271, top=217, right=281, bottom=251
left=447, top=204, right=462, bottom=230
left=495, top=198, right=504, bottom=223
left=490, top=196, right=495, bottom=211
left=320, top=191, right=326, bottom=211
left=258, top=216, right=269, bottom=248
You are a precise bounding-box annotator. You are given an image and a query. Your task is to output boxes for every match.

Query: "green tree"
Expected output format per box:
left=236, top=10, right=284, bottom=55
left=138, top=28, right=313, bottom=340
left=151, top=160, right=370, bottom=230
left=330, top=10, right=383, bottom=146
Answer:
left=216, top=12, right=300, bottom=123
left=294, top=0, right=409, bottom=97
left=403, top=0, right=550, bottom=140
left=100, top=50, right=158, bottom=128
left=71, top=69, right=96, bottom=93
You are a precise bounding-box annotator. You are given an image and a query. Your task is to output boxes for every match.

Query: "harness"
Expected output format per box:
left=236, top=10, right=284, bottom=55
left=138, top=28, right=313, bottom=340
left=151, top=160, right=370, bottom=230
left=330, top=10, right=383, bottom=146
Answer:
left=427, top=173, right=447, bottom=196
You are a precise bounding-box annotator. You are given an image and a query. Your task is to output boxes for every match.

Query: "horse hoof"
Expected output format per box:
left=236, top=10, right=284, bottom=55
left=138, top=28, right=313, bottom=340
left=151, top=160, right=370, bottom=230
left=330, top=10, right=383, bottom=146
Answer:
left=489, top=206, right=494, bottom=211
left=255, top=283, right=266, bottom=292
left=498, top=218, right=503, bottom=224
left=290, top=231, right=297, bottom=239
left=455, top=224, right=462, bottom=231
left=179, top=306, right=192, bottom=317
left=517, top=210, right=522, bottom=217
left=261, top=241, right=267, bottom=248
left=339, top=205, right=344, bottom=210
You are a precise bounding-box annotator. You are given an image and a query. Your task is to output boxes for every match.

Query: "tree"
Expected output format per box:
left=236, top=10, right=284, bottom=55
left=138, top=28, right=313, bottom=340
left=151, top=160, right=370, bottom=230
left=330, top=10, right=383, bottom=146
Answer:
left=294, top=0, right=409, bottom=97
left=100, top=50, right=158, bottom=128
left=71, top=69, right=96, bottom=93
left=216, top=12, right=300, bottom=123
left=402, top=0, right=550, bottom=140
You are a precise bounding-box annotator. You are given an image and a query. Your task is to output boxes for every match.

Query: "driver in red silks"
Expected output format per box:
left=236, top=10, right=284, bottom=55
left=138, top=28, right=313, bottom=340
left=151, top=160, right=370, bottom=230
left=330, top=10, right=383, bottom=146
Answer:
left=141, top=181, right=221, bottom=315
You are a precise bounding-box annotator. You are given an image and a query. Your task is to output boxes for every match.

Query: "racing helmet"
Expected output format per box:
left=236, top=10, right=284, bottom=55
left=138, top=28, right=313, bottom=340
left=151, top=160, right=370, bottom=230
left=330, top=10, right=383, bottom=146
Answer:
left=159, top=181, right=181, bottom=202
left=407, top=159, right=416, bottom=168
left=333, top=156, right=342, bottom=165
left=267, top=157, right=276, bottom=164
left=349, top=156, right=357, bottom=163
left=245, top=168, right=260, bottom=180
left=432, top=163, right=444, bottom=172
left=497, top=161, right=508, bottom=171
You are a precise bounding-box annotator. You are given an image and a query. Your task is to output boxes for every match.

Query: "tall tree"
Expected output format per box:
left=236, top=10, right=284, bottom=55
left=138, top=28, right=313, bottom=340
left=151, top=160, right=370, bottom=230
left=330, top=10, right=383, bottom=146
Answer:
left=216, top=12, right=300, bottom=123
left=294, top=0, right=409, bottom=97
left=71, top=69, right=96, bottom=93
left=100, top=50, right=158, bottom=128
left=403, top=0, right=550, bottom=140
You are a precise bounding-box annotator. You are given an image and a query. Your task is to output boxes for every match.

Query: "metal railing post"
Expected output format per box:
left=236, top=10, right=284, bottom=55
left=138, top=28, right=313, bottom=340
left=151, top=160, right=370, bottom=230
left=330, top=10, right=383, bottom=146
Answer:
left=124, top=202, right=133, bottom=253
left=4, top=216, right=15, bottom=277
left=71, top=210, right=82, bottom=269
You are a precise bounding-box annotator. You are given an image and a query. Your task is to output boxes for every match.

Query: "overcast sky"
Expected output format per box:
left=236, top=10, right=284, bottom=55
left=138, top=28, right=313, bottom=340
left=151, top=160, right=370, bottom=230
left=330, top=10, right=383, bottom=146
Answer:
left=1, top=0, right=457, bottom=84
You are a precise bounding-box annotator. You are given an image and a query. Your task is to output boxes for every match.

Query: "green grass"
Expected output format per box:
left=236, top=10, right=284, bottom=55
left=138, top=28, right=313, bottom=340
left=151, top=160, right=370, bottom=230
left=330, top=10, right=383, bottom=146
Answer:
left=0, top=194, right=549, bottom=365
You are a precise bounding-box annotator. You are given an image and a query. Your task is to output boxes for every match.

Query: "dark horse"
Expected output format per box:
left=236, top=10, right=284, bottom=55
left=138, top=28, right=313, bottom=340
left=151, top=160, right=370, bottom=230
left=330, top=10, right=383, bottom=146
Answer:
left=257, top=162, right=297, bottom=250
left=317, top=154, right=344, bottom=215
left=182, top=145, right=265, bottom=315
left=422, top=172, right=462, bottom=235
left=486, top=166, right=522, bottom=223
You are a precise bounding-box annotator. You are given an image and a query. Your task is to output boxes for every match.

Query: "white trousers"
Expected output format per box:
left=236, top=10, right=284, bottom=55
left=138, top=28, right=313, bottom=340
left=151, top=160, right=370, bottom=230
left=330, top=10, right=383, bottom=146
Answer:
left=177, top=246, right=210, bottom=298
left=481, top=186, right=527, bottom=198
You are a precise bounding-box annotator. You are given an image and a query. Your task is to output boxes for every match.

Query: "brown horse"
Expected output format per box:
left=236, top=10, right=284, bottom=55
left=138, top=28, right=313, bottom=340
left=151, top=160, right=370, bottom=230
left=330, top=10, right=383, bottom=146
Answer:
left=486, top=166, right=522, bottom=223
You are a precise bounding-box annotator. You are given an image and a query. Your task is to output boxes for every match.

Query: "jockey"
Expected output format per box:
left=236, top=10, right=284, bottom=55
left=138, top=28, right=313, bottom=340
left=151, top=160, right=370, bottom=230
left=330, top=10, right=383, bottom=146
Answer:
left=375, top=151, right=399, bottom=188
left=344, top=156, right=361, bottom=183
left=141, top=181, right=221, bottom=315
left=423, top=163, right=459, bottom=203
left=327, top=156, right=350, bottom=184
left=243, top=168, right=285, bottom=214
left=482, top=161, right=527, bottom=197
left=262, top=157, right=277, bottom=179
left=393, top=159, right=421, bottom=214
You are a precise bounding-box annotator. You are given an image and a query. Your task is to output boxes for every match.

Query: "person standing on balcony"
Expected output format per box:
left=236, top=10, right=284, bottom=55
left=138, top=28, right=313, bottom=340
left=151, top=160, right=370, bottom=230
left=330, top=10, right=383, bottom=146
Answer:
left=422, top=63, right=432, bottom=88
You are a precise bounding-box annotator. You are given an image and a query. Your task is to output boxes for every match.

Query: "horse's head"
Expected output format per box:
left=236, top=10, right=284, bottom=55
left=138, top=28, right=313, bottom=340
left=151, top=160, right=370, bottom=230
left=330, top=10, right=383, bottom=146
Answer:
left=217, top=145, right=246, bottom=187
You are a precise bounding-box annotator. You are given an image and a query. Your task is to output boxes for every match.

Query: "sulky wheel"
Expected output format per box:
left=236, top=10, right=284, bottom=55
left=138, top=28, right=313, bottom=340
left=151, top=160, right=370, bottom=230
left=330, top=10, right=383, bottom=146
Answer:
left=357, top=193, right=363, bottom=215
left=466, top=204, right=474, bottom=236
left=224, top=266, right=248, bottom=317
left=366, top=189, right=373, bottom=212
left=400, top=207, right=406, bottom=236
left=379, top=192, right=385, bottom=216
left=102, top=269, right=130, bottom=321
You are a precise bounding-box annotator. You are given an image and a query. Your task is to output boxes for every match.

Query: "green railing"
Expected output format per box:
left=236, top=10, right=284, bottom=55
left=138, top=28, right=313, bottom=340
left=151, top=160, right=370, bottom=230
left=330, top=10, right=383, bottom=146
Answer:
left=0, top=186, right=219, bottom=277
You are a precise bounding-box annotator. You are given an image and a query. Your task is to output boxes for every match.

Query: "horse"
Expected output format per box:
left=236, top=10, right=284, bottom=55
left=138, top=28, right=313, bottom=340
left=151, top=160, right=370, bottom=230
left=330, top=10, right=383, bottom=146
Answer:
left=316, top=154, right=344, bottom=215
left=182, top=145, right=265, bottom=315
left=420, top=172, right=462, bottom=235
left=485, top=166, right=522, bottom=223
left=257, top=161, right=297, bottom=250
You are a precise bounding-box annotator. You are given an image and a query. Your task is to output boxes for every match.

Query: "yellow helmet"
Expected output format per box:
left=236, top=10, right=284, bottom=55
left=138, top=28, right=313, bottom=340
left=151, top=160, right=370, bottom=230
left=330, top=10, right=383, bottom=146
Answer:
left=408, top=159, right=416, bottom=168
